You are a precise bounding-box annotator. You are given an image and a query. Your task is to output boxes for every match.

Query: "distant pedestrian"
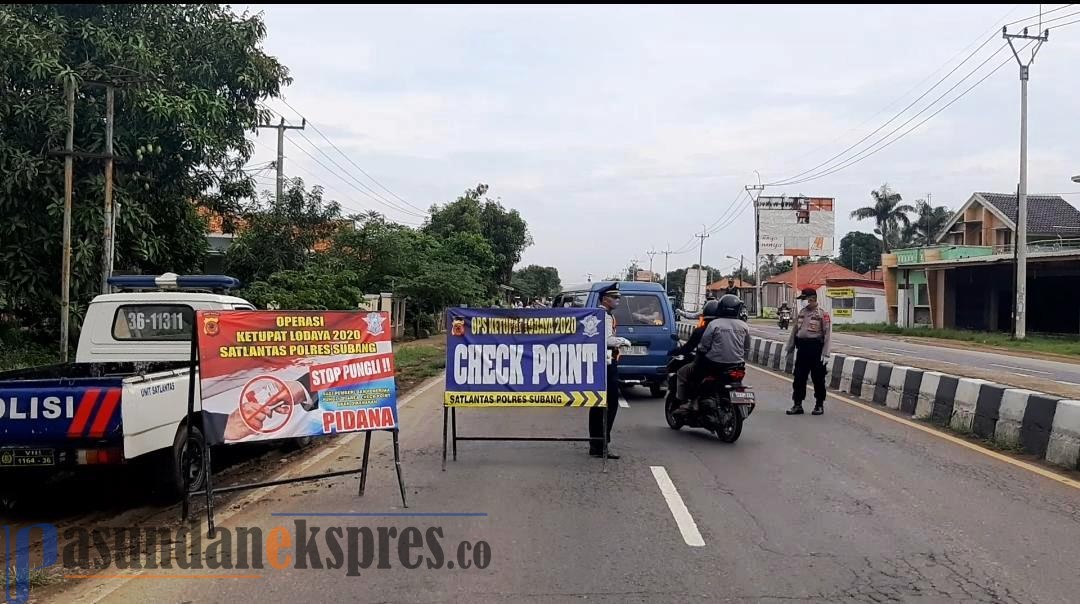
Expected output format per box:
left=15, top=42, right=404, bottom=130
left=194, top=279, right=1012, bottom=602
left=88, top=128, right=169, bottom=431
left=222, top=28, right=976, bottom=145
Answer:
left=785, top=288, right=831, bottom=416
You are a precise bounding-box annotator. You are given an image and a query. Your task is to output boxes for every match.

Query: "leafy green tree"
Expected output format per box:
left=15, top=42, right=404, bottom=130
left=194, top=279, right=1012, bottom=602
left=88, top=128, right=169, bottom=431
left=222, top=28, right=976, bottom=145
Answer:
left=424, top=184, right=531, bottom=289
left=0, top=4, right=289, bottom=334
left=225, top=178, right=342, bottom=284
left=850, top=184, right=915, bottom=252
left=511, top=265, right=561, bottom=300
left=837, top=231, right=884, bottom=274
left=901, top=200, right=953, bottom=247
left=242, top=267, right=364, bottom=311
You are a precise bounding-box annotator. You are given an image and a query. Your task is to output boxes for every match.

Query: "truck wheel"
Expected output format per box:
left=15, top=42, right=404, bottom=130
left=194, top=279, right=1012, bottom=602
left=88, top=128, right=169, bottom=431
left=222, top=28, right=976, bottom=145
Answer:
left=167, top=423, right=207, bottom=498
left=283, top=436, right=314, bottom=451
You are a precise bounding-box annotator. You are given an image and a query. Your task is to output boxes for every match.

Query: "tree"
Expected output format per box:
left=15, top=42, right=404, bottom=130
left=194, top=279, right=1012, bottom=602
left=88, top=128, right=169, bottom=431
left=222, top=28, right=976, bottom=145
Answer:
left=0, top=4, right=289, bottom=336
left=837, top=232, right=884, bottom=274
left=511, top=265, right=561, bottom=300
left=424, top=184, right=531, bottom=289
left=850, top=184, right=915, bottom=253
left=759, top=255, right=793, bottom=281
left=225, top=178, right=342, bottom=285
left=728, top=266, right=755, bottom=285
left=901, top=200, right=953, bottom=247
left=242, top=267, right=365, bottom=311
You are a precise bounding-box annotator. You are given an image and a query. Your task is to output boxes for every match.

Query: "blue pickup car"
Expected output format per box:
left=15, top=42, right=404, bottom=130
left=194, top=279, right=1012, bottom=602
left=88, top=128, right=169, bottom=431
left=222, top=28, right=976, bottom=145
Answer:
left=552, top=281, right=677, bottom=397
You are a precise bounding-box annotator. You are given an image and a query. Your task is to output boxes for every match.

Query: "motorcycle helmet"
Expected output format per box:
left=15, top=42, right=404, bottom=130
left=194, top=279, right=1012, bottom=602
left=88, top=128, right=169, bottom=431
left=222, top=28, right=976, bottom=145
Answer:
left=716, top=294, right=743, bottom=318
left=701, top=299, right=721, bottom=319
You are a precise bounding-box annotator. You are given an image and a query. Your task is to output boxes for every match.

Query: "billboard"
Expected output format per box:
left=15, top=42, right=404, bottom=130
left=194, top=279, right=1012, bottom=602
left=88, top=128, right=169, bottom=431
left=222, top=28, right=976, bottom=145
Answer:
left=757, top=196, right=835, bottom=256
left=683, top=267, right=707, bottom=312
left=444, top=308, right=607, bottom=407
left=195, top=310, right=396, bottom=445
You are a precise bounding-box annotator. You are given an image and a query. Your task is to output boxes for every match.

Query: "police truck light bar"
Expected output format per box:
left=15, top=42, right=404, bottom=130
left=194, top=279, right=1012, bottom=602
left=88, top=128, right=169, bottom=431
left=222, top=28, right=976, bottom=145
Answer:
left=107, top=273, right=241, bottom=291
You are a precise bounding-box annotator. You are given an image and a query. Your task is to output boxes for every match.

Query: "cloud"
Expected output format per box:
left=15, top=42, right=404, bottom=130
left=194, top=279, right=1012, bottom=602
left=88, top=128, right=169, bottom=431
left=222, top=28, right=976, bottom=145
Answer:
left=240, top=4, right=1080, bottom=281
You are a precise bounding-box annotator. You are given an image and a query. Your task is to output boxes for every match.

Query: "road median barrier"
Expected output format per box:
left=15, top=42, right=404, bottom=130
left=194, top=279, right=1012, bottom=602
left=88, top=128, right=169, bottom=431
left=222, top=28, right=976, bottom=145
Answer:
left=743, top=335, right=1080, bottom=471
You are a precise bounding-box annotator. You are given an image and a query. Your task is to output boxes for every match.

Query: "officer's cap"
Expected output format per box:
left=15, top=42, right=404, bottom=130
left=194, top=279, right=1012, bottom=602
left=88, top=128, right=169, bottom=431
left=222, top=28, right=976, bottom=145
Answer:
left=599, top=282, right=621, bottom=299
left=796, top=287, right=817, bottom=299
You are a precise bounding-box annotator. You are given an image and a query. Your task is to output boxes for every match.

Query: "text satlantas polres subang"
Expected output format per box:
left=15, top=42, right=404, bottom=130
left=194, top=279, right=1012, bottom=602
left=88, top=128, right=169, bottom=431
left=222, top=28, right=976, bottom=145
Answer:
left=451, top=344, right=599, bottom=386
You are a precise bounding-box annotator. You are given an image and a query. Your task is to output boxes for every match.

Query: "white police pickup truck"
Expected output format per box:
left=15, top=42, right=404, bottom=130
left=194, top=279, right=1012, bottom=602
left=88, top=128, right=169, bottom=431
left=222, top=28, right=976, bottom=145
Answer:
left=0, top=274, right=254, bottom=496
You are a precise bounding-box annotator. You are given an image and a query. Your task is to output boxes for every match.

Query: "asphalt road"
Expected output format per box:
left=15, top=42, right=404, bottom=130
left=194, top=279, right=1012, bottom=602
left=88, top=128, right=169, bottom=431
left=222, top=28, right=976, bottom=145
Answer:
left=747, top=322, right=1080, bottom=388
left=66, top=370, right=1080, bottom=604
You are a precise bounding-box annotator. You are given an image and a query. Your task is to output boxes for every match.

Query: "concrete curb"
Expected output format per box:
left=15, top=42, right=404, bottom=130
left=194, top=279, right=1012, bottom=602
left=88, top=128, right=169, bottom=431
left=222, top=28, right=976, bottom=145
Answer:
left=744, top=335, right=1080, bottom=471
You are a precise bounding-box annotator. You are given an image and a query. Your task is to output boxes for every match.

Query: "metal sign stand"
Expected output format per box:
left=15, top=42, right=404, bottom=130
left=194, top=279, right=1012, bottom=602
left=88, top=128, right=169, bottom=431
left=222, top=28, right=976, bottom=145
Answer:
left=441, top=404, right=608, bottom=473
left=180, top=330, right=408, bottom=537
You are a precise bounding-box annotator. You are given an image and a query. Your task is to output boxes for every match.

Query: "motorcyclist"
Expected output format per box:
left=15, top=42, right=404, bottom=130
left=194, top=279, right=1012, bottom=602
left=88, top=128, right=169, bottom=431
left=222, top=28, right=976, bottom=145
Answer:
left=778, top=301, right=791, bottom=315
left=671, top=299, right=721, bottom=407
left=677, top=294, right=751, bottom=413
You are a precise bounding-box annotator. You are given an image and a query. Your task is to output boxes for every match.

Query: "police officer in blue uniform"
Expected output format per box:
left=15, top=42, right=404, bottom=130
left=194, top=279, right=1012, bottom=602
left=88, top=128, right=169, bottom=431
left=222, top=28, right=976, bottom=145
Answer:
left=589, top=283, right=630, bottom=458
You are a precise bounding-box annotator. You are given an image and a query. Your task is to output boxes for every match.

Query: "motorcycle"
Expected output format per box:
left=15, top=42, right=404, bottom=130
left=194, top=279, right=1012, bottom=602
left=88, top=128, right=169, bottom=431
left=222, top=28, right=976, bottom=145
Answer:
left=777, top=309, right=792, bottom=330
left=663, top=355, right=755, bottom=442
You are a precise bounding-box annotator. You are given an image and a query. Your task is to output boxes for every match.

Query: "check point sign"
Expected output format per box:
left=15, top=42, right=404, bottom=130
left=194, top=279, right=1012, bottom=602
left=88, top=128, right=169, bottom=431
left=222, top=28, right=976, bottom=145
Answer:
left=441, top=308, right=610, bottom=469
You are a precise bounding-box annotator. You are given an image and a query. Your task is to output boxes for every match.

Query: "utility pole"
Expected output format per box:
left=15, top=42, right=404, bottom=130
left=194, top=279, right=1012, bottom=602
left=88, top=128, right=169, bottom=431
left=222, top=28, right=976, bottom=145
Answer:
left=100, top=84, right=116, bottom=294
left=695, top=225, right=710, bottom=310
left=1003, top=24, right=1049, bottom=340
left=646, top=249, right=657, bottom=281
left=257, top=117, right=306, bottom=201
left=660, top=247, right=674, bottom=295
left=60, top=80, right=75, bottom=362
left=746, top=183, right=766, bottom=316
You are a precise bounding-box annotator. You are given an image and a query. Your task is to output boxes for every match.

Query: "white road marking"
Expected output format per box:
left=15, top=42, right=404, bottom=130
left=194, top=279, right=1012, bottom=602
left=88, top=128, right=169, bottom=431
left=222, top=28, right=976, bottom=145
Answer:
left=989, top=363, right=1052, bottom=375
left=882, top=347, right=910, bottom=355
left=650, top=465, right=705, bottom=547
left=619, top=399, right=630, bottom=408
left=1056, top=380, right=1080, bottom=387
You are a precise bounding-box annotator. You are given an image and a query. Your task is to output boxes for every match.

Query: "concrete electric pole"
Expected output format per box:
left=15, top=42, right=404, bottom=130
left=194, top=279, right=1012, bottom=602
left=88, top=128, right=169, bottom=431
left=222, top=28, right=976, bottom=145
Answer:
left=746, top=183, right=766, bottom=316
left=258, top=117, right=306, bottom=202
left=1003, top=24, right=1050, bottom=340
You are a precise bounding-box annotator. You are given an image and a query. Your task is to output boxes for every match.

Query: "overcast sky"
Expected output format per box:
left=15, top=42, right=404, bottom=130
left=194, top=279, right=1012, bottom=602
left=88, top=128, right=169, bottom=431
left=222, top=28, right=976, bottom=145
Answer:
left=241, top=4, right=1080, bottom=283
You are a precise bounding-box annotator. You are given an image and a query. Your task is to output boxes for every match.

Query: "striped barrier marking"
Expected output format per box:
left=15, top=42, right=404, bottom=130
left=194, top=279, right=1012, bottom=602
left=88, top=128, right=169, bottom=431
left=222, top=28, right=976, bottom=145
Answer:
left=994, top=389, right=1039, bottom=451
left=1021, top=394, right=1060, bottom=458
left=900, top=369, right=924, bottom=416
left=972, top=383, right=1006, bottom=439
left=915, top=372, right=944, bottom=420
left=830, top=354, right=846, bottom=390
left=872, top=362, right=894, bottom=406
left=1046, top=400, right=1080, bottom=470
left=950, top=378, right=989, bottom=434
left=849, top=359, right=869, bottom=398
left=931, top=375, right=959, bottom=426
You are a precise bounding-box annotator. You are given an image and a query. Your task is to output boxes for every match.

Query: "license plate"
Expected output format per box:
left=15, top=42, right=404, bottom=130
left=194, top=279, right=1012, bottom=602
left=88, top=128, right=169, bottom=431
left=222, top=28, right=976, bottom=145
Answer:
left=0, top=447, right=56, bottom=467
left=623, top=346, right=648, bottom=356
left=730, top=390, right=755, bottom=403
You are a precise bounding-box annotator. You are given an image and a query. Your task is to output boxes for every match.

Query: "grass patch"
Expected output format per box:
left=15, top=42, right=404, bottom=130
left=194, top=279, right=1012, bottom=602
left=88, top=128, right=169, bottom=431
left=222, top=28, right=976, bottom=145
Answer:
left=0, top=342, right=59, bottom=372
left=835, top=323, right=1080, bottom=357
left=394, top=344, right=446, bottom=389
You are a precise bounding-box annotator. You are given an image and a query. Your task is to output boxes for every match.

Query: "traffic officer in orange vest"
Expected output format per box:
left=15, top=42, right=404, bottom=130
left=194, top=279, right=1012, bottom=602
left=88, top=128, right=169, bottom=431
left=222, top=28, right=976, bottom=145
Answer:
left=785, top=287, right=832, bottom=416
left=590, top=283, right=631, bottom=458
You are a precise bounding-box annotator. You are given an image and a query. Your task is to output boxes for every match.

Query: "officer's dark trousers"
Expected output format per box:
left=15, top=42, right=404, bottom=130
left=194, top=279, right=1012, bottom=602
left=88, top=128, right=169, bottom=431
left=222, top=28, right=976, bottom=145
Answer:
left=589, top=363, right=619, bottom=452
left=792, top=337, right=827, bottom=405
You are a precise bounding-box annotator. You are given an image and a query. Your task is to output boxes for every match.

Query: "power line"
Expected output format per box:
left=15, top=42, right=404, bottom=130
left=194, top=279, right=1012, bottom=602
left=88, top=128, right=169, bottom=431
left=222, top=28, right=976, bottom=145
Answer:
left=767, top=36, right=1001, bottom=186
left=274, top=98, right=429, bottom=214
left=769, top=3, right=1029, bottom=175
left=765, top=5, right=1070, bottom=187
left=260, top=104, right=426, bottom=218
left=772, top=41, right=1034, bottom=187
left=282, top=134, right=424, bottom=224
left=289, top=127, right=426, bottom=218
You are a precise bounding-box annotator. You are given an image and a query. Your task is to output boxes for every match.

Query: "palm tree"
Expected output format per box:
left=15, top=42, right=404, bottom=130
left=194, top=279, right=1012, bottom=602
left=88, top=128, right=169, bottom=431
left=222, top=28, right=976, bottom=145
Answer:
left=901, top=200, right=953, bottom=247
left=850, top=184, right=915, bottom=252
